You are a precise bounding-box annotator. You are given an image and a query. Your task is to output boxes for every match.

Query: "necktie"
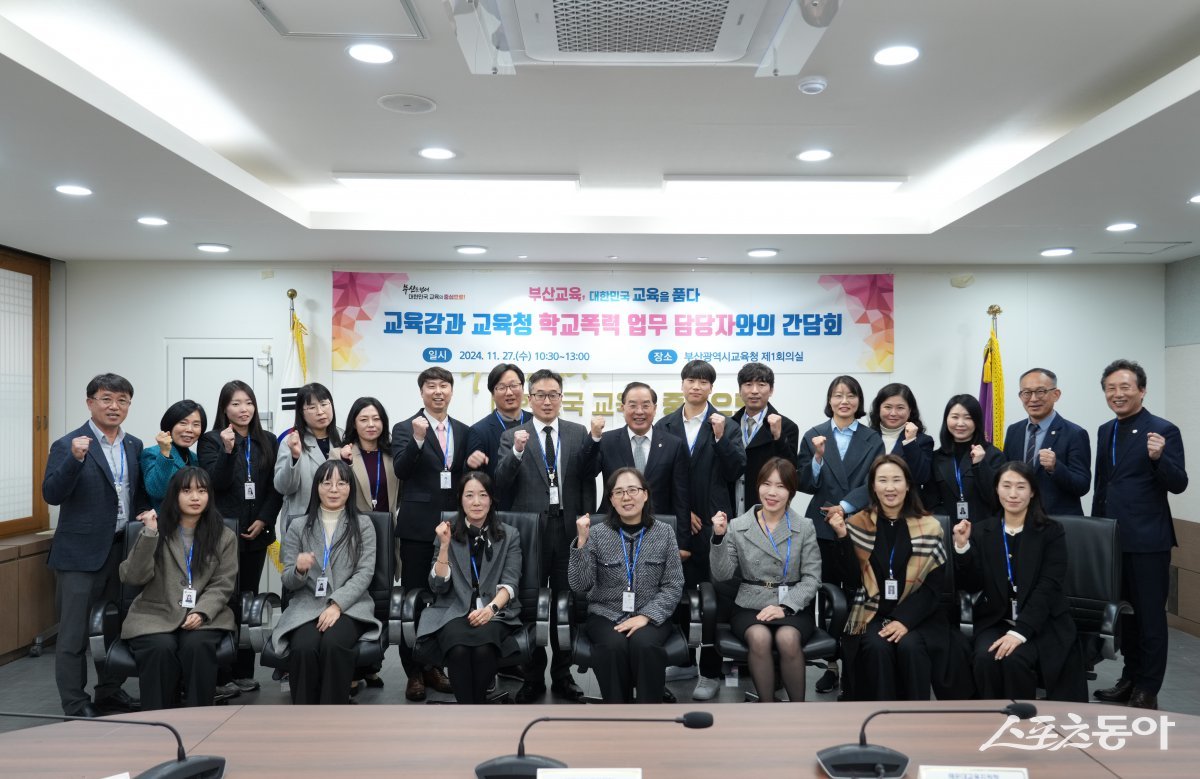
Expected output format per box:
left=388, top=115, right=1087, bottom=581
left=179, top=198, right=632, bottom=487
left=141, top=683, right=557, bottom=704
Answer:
left=633, top=435, right=647, bottom=472
left=543, top=426, right=557, bottom=476
left=745, top=416, right=757, bottom=444
left=1025, top=423, right=1039, bottom=466
left=437, top=422, right=448, bottom=455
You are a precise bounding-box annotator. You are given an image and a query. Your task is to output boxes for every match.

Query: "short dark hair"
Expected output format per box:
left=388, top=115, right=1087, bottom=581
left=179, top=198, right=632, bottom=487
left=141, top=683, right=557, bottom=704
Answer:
left=867, top=454, right=928, bottom=520
left=1101, top=359, right=1147, bottom=390
left=527, top=368, right=563, bottom=390
left=160, top=399, right=207, bottom=435
left=737, top=362, right=775, bottom=388
left=1019, top=367, right=1058, bottom=384
left=87, top=373, right=134, bottom=399
left=824, top=375, right=866, bottom=420
left=938, top=394, right=987, bottom=449
left=754, top=456, right=798, bottom=506
left=621, top=381, right=657, bottom=404
left=417, top=367, right=454, bottom=388
left=602, top=467, right=656, bottom=529
left=680, top=359, right=717, bottom=383
left=868, top=382, right=925, bottom=434
left=343, top=396, right=392, bottom=454
left=293, top=383, right=342, bottom=447
left=487, top=363, right=525, bottom=393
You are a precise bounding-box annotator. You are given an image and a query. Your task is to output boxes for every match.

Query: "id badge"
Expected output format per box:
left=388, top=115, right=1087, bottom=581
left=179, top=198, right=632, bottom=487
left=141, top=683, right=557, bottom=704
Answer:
left=777, top=584, right=790, bottom=603
left=884, top=578, right=899, bottom=600
left=956, top=501, right=970, bottom=520
left=244, top=481, right=256, bottom=500
left=622, top=590, right=636, bottom=613
left=548, top=485, right=560, bottom=506
left=476, top=596, right=486, bottom=611
left=1010, top=598, right=1019, bottom=621
left=181, top=587, right=197, bottom=608
left=440, top=470, right=452, bottom=490
left=315, top=576, right=329, bottom=597
left=116, top=496, right=126, bottom=520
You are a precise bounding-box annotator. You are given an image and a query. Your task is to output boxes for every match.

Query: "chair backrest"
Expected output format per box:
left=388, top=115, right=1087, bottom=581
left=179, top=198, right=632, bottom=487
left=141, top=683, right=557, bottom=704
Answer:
left=931, top=514, right=959, bottom=621
left=438, top=509, right=543, bottom=622
left=363, top=511, right=395, bottom=626
left=1052, top=514, right=1122, bottom=633
left=118, top=518, right=241, bottom=615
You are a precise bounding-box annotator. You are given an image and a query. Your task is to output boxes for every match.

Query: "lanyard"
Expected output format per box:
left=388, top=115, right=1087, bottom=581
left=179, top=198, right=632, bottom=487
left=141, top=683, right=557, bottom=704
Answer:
left=111, top=440, right=126, bottom=489
left=684, top=412, right=703, bottom=455
left=758, top=510, right=793, bottom=579
left=180, top=529, right=194, bottom=586
left=953, top=456, right=965, bottom=500
left=621, top=528, right=646, bottom=590
left=428, top=416, right=454, bottom=468
left=1111, top=419, right=1119, bottom=467
left=1001, top=522, right=1017, bottom=593
left=243, top=436, right=253, bottom=482
left=470, top=551, right=481, bottom=589
left=887, top=531, right=899, bottom=579
left=367, top=450, right=382, bottom=506
left=495, top=410, right=526, bottom=431
left=321, top=523, right=333, bottom=572
left=743, top=410, right=765, bottom=447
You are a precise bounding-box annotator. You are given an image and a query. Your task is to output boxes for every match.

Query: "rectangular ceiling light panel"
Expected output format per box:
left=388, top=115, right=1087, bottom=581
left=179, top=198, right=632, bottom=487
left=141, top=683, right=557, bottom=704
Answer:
left=250, top=0, right=425, bottom=39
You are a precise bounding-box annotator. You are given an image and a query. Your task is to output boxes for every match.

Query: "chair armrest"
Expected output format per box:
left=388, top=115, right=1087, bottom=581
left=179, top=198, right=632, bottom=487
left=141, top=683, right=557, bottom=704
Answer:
left=1100, top=599, right=1135, bottom=660
left=684, top=586, right=703, bottom=646
left=535, top=587, right=552, bottom=647
left=818, top=583, right=848, bottom=639
left=246, top=592, right=281, bottom=652
left=401, top=588, right=434, bottom=648
left=698, top=582, right=717, bottom=647
left=237, top=590, right=256, bottom=649
left=87, top=601, right=120, bottom=676
left=554, top=590, right=575, bottom=654
left=387, top=586, right=405, bottom=647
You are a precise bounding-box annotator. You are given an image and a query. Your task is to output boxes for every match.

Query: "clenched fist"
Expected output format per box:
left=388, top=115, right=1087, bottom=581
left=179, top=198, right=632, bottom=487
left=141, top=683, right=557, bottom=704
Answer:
left=156, top=430, right=173, bottom=456
left=435, top=520, right=452, bottom=546
left=953, top=519, right=971, bottom=548
left=1147, top=432, right=1166, bottom=461
left=767, top=413, right=783, bottom=440
left=412, top=415, right=430, bottom=442
left=286, top=429, right=302, bottom=459
left=708, top=413, right=725, bottom=441
left=811, top=435, right=827, bottom=462
left=590, top=416, right=606, bottom=439
left=71, top=436, right=91, bottom=462
left=576, top=514, right=591, bottom=546
left=220, top=424, right=236, bottom=454
left=711, top=511, right=729, bottom=537
left=513, top=429, right=529, bottom=453
left=970, top=444, right=985, bottom=464
left=904, top=422, right=918, bottom=443
left=467, top=450, right=489, bottom=469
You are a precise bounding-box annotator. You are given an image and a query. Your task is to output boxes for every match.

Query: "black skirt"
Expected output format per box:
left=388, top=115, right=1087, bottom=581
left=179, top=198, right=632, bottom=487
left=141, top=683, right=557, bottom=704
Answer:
left=416, top=616, right=520, bottom=666
left=731, top=605, right=815, bottom=643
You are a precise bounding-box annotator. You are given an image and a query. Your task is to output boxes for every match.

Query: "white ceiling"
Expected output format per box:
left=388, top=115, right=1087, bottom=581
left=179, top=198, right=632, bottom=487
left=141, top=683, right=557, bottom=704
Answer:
left=3, top=0, right=1200, bottom=265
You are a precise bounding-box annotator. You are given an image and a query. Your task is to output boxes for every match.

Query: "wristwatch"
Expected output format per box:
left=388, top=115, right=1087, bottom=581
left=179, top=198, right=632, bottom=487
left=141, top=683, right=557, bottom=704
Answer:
left=489, top=603, right=499, bottom=614
left=781, top=606, right=795, bottom=616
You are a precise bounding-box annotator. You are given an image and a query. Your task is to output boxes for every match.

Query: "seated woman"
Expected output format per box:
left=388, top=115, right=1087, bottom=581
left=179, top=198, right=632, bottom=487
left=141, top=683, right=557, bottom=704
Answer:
left=830, top=454, right=968, bottom=701
left=953, top=461, right=1087, bottom=702
left=140, top=400, right=206, bottom=512
left=120, top=466, right=237, bottom=710
left=271, top=459, right=379, bottom=705
left=710, top=456, right=822, bottom=702
left=415, top=471, right=522, bottom=704
left=568, top=467, right=684, bottom=703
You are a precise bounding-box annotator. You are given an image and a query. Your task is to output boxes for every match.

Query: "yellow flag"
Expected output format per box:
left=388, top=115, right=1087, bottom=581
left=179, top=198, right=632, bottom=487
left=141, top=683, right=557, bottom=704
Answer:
left=979, top=326, right=1005, bottom=448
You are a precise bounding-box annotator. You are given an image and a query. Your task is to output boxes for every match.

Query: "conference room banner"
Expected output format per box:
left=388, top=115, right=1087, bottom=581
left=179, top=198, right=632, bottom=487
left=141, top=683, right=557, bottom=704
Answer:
left=332, top=270, right=893, bottom=374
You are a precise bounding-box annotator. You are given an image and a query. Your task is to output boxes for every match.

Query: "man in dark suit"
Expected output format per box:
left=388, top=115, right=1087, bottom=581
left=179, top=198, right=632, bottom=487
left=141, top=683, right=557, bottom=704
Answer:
left=731, top=362, right=799, bottom=515
left=465, top=363, right=529, bottom=510
left=495, top=368, right=595, bottom=702
left=1091, top=359, right=1188, bottom=710
left=43, top=373, right=149, bottom=717
left=655, top=359, right=746, bottom=700
left=391, top=366, right=469, bottom=701
left=1002, top=368, right=1091, bottom=515
left=580, top=381, right=690, bottom=543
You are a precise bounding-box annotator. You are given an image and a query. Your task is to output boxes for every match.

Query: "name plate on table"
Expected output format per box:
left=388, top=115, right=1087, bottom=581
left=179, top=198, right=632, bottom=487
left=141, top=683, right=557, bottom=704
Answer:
left=919, top=766, right=1029, bottom=779
left=538, top=770, right=642, bottom=778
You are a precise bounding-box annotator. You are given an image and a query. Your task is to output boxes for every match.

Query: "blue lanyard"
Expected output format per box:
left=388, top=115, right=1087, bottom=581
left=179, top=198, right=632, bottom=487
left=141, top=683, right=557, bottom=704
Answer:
left=621, top=528, right=646, bottom=590
left=538, top=427, right=560, bottom=475
left=1001, top=522, right=1017, bottom=593
left=470, top=552, right=481, bottom=588
left=428, top=416, right=453, bottom=469
left=887, top=542, right=897, bottom=580
left=495, top=410, right=526, bottom=431
left=367, top=450, right=382, bottom=507
left=743, top=410, right=764, bottom=447
left=180, top=529, right=194, bottom=586
left=1111, top=419, right=1119, bottom=467
left=243, top=436, right=253, bottom=482
left=953, top=456, right=965, bottom=500
left=321, top=524, right=333, bottom=572
left=112, top=441, right=126, bottom=488
left=758, top=510, right=793, bottom=579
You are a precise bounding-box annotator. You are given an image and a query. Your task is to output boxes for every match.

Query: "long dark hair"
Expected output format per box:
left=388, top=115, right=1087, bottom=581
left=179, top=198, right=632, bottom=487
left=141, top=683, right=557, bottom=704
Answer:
left=293, top=383, right=342, bottom=447
left=866, top=454, right=928, bottom=521
left=938, top=394, right=987, bottom=450
left=213, top=380, right=274, bottom=454
left=602, top=467, right=656, bottom=529
left=156, top=467, right=226, bottom=578
left=994, top=461, right=1049, bottom=529
left=300, top=460, right=363, bottom=563
left=343, top=396, right=391, bottom=454
left=452, top=471, right=506, bottom=544
left=868, top=383, right=926, bottom=434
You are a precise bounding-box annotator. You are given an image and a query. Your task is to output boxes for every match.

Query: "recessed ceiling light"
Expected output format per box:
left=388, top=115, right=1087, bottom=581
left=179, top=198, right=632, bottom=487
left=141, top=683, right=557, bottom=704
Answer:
left=874, top=45, right=920, bottom=66
left=1040, top=247, right=1073, bottom=257
left=747, top=248, right=778, bottom=258
left=607, top=255, right=619, bottom=260
left=1106, top=222, right=1137, bottom=232
left=456, top=245, right=487, bottom=255
left=517, top=254, right=529, bottom=259
left=196, top=243, right=231, bottom=253
left=797, top=76, right=827, bottom=95
left=697, top=256, right=709, bottom=261
left=348, top=43, right=394, bottom=64
left=1190, top=194, right=1200, bottom=204
left=796, top=148, right=833, bottom=162
left=418, top=147, right=456, bottom=160
left=55, top=184, right=92, bottom=196
left=137, top=216, right=168, bottom=226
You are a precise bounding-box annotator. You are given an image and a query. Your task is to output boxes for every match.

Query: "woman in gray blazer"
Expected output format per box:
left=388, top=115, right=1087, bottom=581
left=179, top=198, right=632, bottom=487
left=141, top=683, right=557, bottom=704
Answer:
left=569, top=467, right=685, bottom=703
left=121, top=467, right=238, bottom=710
left=273, top=383, right=343, bottom=522
left=711, top=456, right=822, bottom=702
left=272, top=459, right=380, bottom=704
left=415, top=471, right=523, bottom=704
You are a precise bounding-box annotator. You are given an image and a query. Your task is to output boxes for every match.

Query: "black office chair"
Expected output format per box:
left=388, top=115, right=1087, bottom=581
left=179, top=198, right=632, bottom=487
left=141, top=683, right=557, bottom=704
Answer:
left=399, top=511, right=550, bottom=701
left=88, top=519, right=241, bottom=681
left=1052, top=514, right=1131, bottom=670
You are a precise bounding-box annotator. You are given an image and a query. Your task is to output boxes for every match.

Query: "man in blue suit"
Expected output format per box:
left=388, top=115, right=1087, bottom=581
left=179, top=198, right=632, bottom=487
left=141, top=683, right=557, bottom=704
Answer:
left=1002, top=368, right=1091, bottom=515
left=464, top=363, right=529, bottom=510
left=43, top=373, right=150, bottom=717
left=1090, top=360, right=1188, bottom=710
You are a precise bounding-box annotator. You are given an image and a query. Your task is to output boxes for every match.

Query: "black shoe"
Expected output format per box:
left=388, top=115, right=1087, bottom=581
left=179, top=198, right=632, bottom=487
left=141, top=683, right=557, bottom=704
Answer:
left=1094, top=678, right=1134, bottom=703
left=70, top=702, right=102, bottom=719
left=814, top=668, right=839, bottom=694
left=1128, top=688, right=1158, bottom=710
left=551, top=679, right=586, bottom=703
left=95, top=689, right=140, bottom=712
left=515, top=681, right=546, bottom=704
left=364, top=674, right=385, bottom=689
left=662, top=688, right=677, bottom=703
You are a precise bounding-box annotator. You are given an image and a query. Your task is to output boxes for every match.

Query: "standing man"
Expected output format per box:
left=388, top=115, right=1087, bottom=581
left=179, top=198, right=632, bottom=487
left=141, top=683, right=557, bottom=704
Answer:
left=1091, top=359, right=1188, bottom=710
left=495, top=369, right=595, bottom=702
left=656, top=359, right=746, bottom=701
left=391, top=367, right=468, bottom=701
left=731, top=362, right=799, bottom=515
left=1002, top=368, right=1091, bottom=515
left=465, top=363, right=529, bottom=510
left=43, top=373, right=149, bottom=717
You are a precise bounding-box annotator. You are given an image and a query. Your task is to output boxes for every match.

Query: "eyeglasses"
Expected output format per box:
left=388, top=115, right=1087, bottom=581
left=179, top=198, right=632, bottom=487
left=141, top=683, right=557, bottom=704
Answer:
left=303, top=400, right=333, bottom=411
left=531, top=392, right=562, bottom=402
left=611, top=487, right=646, bottom=498
left=318, top=480, right=350, bottom=489
left=1017, top=388, right=1056, bottom=400
left=830, top=393, right=857, bottom=402
left=493, top=382, right=523, bottom=394
left=90, top=395, right=130, bottom=408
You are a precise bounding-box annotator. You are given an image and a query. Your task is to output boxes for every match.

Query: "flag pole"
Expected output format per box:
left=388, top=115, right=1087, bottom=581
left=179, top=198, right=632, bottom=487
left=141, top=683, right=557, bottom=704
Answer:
left=287, top=287, right=297, bottom=325
left=988, top=303, right=1002, bottom=334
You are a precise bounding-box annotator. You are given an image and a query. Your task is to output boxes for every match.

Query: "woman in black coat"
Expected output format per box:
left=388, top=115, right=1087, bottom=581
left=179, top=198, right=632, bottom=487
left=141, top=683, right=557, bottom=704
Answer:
left=924, top=394, right=1005, bottom=524
left=952, top=461, right=1087, bottom=702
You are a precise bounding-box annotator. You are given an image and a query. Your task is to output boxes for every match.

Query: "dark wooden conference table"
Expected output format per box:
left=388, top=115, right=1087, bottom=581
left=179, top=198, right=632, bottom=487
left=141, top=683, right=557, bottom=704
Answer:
left=2, top=701, right=1195, bottom=778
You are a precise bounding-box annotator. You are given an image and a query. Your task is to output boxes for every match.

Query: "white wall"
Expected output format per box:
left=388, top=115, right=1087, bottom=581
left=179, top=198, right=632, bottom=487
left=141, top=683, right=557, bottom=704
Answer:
left=48, top=260, right=1166, bottom=523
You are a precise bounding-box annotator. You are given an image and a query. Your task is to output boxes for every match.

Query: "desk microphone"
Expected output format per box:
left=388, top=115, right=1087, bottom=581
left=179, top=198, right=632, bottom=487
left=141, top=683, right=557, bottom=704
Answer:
left=0, top=710, right=225, bottom=778
left=475, top=710, right=713, bottom=779
left=815, top=701, right=1037, bottom=779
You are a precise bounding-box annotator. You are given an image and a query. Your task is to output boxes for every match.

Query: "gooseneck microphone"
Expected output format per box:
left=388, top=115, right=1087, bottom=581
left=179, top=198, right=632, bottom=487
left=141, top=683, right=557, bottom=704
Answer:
left=476, top=711, right=714, bottom=779
left=816, top=702, right=1037, bottom=779
left=0, top=710, right=226, bottom=779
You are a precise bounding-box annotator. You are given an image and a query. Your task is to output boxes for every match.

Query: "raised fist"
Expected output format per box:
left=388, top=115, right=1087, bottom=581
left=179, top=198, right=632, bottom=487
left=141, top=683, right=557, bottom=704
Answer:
left=767, top=414, right=783, bottom=440
left=286, top=429, right=302, bottom=459
left=467, top=450, right=489, bottom=469
left=71, top=436, right=91, bottom=462
left=708, top=413, right=725, bottom=441
left=711, top=511, right=729, bottom=537
left=953, top=519, right=972, bottom=547
left=220, top=424, right=236, bottom=454
left=435, top=520, right=452, bottom=546
left=513, top=429, right=529, bottom=453
left=811, top=435, right=827, bottom=462
left=590, top=416, right=606, bottom=439
left=575, top=514, right=591, bottom=546
left=155, top=430, right=173, bottom=456
left=411, top=416, right=430, bottom=442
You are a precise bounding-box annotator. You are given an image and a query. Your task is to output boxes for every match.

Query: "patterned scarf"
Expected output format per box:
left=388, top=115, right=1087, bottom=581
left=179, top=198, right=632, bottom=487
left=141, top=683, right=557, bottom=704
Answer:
left=845, top=510, right=946, bottom=636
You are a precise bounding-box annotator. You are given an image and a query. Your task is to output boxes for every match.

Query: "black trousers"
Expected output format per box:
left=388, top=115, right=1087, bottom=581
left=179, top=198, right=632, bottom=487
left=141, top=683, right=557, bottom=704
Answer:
left=54, top=540, right=124, bottom=714
left=972, top=624, right=1040, bottom=700
left=585, top=614, right=673, bottom=703
left=853, top=616, right=935, bottom=701
left=398, top=538, right=435, bottom=676
left=231, top=545, right=267, bottom=679
left=529, top=514, right=573, bottom=685
left=287, top=617, right=366, bottom=705
left=444, top=644, right=500, bottom=704
left=682, top=524, right=733, bottom=678
left=1121, top=550, right=1171, bottom=695
left=130, top=629, right=224, bottom=710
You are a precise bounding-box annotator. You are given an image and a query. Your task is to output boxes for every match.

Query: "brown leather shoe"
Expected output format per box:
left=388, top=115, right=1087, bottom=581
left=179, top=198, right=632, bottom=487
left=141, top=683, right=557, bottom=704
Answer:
left=405, top=675, right=426, bottom=701
left=1128, top=689, right=1158, bottom=710
left=1093, top=678, right=1134, bottom=703
left=424, top=667, right=454, bottom=695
